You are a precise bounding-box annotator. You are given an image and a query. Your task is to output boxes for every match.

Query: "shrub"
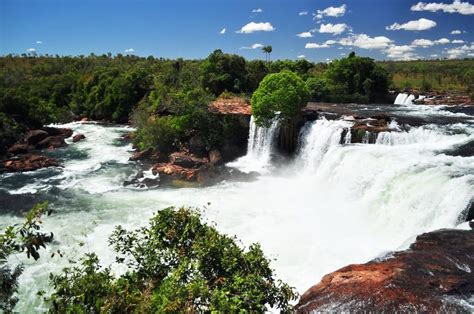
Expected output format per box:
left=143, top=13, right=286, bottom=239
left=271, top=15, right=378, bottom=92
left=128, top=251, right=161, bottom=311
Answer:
left=48, top=207, right=297, bottom=313
left=251, top=70, right=310, bottom=127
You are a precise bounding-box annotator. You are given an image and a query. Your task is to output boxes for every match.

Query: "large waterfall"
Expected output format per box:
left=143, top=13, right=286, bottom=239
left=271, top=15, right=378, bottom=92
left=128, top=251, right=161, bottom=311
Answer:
left=227, top=115, right=279, bottom=173
left=1, top=104, right=473, bottom=312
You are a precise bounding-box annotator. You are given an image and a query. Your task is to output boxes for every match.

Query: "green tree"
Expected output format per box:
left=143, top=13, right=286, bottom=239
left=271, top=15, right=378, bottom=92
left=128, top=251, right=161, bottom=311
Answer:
left=262, top=46, right=273, bottom=62
left=251, top=70, right=310, bottom=127
left=48, top=207, right=297, bottom=313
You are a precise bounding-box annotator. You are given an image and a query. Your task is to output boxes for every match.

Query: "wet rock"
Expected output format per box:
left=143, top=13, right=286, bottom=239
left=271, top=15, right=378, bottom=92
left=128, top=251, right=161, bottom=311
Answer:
left=169, top=152, right=209, bottom=168
left=72, top=133, right=86, bottom=143
left=152, top=163, right=198, bottom=182
left=2, top=154, right=60, bottom=172
left=8, top=143, right=31, bottom=155
left=80, top=117, right=89, bottom=122
left=209, top=149, right=222, bottom=165
left=36, top=136, right=67, bottom=150
left=129, top=148, right=153, bottom=161
left=196, top=165, right=259, bottom=186
left=25, top=130, right=49, bottom=145
left=295, top=227, right=474, bottom=313
left=41, top=127, right=73, bottom=138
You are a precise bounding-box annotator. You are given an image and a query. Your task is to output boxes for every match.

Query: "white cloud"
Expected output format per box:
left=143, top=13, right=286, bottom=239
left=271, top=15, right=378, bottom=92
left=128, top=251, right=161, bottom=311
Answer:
left=446, top=44, right=474, bottom=58
left=36, top=41, right=42, bottom=44
left=297, top=55, right=306, bottom=59
left=305, top=43, right=330, bottom=49
left=386, top=18, right=437, bottom=31
left=468, top=53, right=474, bottom=56
left=452, top=39, right=465, bottom=43
left=26, top=48, right=36, bottom=52
left=124, top=48, right=134, bottom=53
left=430, top=54, right=439, bottom=57
left=297, top=31, right=313, bottom=38
left=315, top=4, right=346, bottom=19
left=450, top=29, right=462, bottom=34
left=220, top=28, right=226, bottom=34
left=411, top=0, right=474, bottom=15
left=339, top=34, right=393, bottom=49
left=252, top=8, right=263, bottom=13
left=299, top=11, right=308, bottom=16
left=240, top=43, right=264, bottom=50
left=237, top=22, right=275, bottom=33
left=318, top=23, right=349, bottom=35
left=385, top=45, right=418, bottom=60
left=411, top=38, right=450, bottom=47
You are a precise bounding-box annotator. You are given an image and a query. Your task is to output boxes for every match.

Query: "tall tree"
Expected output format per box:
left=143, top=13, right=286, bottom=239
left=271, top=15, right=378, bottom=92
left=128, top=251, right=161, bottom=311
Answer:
left=262, top=46, right=273, bottom=62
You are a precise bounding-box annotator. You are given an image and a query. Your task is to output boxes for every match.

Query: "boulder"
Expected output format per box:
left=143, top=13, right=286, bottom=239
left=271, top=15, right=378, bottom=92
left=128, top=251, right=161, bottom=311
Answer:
left=129, top=148, right=153, bottom=161
left=209, top=149, right=222, bottom=165
left=41, top=127, right=73, bottom=138
left=295, top=227, right=474, bottom=313
left=2, top=154, right=60, bottom=172
left=72, top=133, right=86, bottom=143
left=169, top=152, right=209, bottom=168
left=8, top=143, right=31, bottom=155
left=152, top=163, right=198, bottom=182
left=80, top=117, right=89, bottom=122
left=36, top=136, right=67, bottom=150
left=25, top=130, right=49, bottom=145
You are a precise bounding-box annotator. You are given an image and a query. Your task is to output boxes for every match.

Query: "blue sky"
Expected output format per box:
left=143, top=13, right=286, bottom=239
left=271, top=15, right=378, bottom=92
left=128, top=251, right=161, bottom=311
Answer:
left=1, top=0, right=473, bottom=61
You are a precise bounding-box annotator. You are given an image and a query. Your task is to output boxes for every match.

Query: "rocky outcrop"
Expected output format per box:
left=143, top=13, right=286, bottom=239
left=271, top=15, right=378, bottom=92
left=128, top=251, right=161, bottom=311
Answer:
left=36, top=135, right=67, bottom=150
left=295, top=225, right=474, bottom=313
left=7, top=127, right=73, bottom=155
left=2, top=154, right=60, bottom=172
left=72, top=133, right=86, bottom=143
left=25, top=130, right=49, bottom=145
left=169, top=152, right=209, bottom=168
left=413, top=93, right=473, bottom=106
left=129, top=148, right=153, bottom=162
left=209, top=97, right=251, bottom=115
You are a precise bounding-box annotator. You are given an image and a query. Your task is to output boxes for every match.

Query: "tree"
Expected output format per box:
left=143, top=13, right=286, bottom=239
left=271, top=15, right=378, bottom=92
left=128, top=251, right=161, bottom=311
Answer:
left=262, top=45, right=273, bottom=62
left=48, top=207, right=297, bottom=313
left=251, top=70, right=310, bottom=127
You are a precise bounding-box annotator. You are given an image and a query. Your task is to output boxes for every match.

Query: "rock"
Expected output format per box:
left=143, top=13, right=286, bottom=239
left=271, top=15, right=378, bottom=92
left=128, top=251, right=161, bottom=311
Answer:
left=80, top=117, right=89, bottom=122
left=196, top=165, right=259, bottom=186
left=2, top=154, right=60, bottom=172
left=295, top=228, right=474, bottom=313
left=8, top=143, right=31, bottom=155
left=72, top=133, right=86, bottom=143
left=25, top=130, right=49, bottom=145
left=209, top=149, right=222, bottom=165
left=129, top=148, right=153, bottom=161
left=152, top=163, right=198, bottom=182
left=36, top=136, right=67, bottom=150
left=209, top=97, right=251, bottom=115
left=188, top=135, right=207, bottom=156
left=41, top=127, right=73, bottom=138
left=169, top=152, right=209, bottom=168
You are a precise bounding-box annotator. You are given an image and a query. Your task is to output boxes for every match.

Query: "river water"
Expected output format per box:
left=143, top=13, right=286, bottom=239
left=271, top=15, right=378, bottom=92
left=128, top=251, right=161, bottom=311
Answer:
left=1, top=101, right=473, bottom=312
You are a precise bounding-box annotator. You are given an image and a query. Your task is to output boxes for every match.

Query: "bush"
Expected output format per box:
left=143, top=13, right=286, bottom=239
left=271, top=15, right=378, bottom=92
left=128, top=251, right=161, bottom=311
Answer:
left=306, top=77, right=329, bottom=101
left=48, top=207, right=297, bottom=313
left=251, top=70, right=310, bottom=127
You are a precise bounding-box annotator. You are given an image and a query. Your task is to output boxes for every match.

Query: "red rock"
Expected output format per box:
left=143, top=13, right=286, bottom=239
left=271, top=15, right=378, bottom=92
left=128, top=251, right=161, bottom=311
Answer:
left=8, top=143, right=31, bottom=155
left=72, top=133, right=86, bottom=143
left=129, top=148, right=153, bottom=161
left=295, top=227, right=474, bottom=313
left=80, top=117, right=89, bottom=122
left=209, top=97, right=251, bottom=115
left=169, top=152, right=209, bottom=168
left=36, top=136, right=67, bottom=150
left=25, top=130, right=49, bottom=145
left=152, top=163, right=198, bottom=182
left=2, top=154, right=60, bottom=172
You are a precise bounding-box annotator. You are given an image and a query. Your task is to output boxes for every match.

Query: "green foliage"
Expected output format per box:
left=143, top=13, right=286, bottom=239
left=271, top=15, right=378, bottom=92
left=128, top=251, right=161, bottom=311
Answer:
left=251, top=70, right=310, bottom=127
left=48, top=207, right=297, bottom=313
left=306, top=77, right=330, bottom=101
left=0, top=202, right=53, bottom=312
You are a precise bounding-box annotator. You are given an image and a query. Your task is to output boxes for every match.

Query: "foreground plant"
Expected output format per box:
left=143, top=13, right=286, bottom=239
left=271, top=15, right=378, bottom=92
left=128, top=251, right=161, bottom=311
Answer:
left=48, top=207, right=297, bottom=313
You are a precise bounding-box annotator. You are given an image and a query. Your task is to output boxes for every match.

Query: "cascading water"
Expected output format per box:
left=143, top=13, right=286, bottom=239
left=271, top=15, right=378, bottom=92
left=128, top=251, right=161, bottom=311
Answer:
left=1, top=105, right=474, bottom=312
left=394, top=93, right=420, bottom=105
left=227, top=115, right=279, bottom=173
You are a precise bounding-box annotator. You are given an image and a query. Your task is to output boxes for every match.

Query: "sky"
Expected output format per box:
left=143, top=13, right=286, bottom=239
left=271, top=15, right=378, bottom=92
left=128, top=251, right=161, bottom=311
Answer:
left=1, top=0, right=473, bottom=62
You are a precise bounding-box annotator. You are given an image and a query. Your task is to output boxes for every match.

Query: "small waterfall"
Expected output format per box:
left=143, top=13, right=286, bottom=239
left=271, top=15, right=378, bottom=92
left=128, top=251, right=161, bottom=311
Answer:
left=227, top=116, right=279, bottom=173
left=394, top=93, right=418, bottom=105
left=298, top=118, right=352, bottom=172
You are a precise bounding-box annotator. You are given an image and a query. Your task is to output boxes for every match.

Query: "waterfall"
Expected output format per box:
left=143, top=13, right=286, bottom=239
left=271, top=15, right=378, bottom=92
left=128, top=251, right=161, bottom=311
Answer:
left=394, top=93, right=418, bottom=105
left=298, top=118, right=352, bottom=172
left=227, top=116, right=279, bottom=173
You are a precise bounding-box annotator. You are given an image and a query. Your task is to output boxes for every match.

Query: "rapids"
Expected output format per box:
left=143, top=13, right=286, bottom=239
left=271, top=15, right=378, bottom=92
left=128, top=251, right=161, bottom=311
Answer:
left=1, top=101, right=473, bottom=312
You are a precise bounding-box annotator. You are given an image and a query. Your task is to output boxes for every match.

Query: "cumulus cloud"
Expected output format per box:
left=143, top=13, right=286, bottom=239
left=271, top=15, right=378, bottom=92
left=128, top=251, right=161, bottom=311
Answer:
left=240, top=43, right=264, bottom=50
left=220, top=28, right=226, bottom=34
left=411, top=38, right=450, bottom=47
left=252, top=8, right=263, bottom=13
left=314, top=4, right=346, bottom=19
left=297, top=31, right=313, bottom=38
left=299, top=11, right=308, bottom=16
left=386, top=18, right=436, bottom=31
left=36, top=41, right=43, bottom=44
left=450, top=29, right=462, bottom=34
left=430, top=54, right=439, bottom=57
left=27, top=48, right=36, bottom=52
left=237, top=22, right=275, bottom=33
left=452, top=39, right=465, bottom=43
left=124, top=48, right=134, bottom=53
left=318, top=23, right=349, bottom=35
left=446, top=43, right=474, bottom=58
left=339, top=34, right=393, bottom=49
left=385, top=45, right=418, bottom=60
left=305, top=43, right=330, bottom=49
left=411, top=0, right=474, bottom=15
left=297, top=55, right=306, bottom=59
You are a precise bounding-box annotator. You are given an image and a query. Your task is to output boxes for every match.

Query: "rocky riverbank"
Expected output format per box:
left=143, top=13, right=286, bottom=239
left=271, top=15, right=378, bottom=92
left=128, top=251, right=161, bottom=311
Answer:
left=295, top=223, right=474, bottom=313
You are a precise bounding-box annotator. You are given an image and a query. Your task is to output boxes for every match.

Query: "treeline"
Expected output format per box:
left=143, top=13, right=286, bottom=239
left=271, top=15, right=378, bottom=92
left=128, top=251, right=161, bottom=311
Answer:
left=378, top=59, right=474, bottom=93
